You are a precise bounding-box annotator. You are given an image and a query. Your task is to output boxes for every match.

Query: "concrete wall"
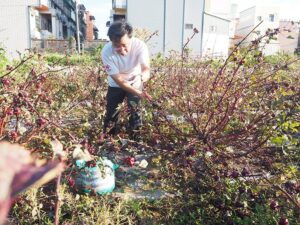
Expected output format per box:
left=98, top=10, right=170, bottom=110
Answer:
left=31, top=39, right=107, bottom=54
left=255, top=5, right=280, bottom=55
left=0, top=0, right=39, bottom=58
left=236, top=6, right=256, bottom=44
left=202, top=13, right=230, bottom=57
left=183, top=0, right=203, bottom=55
left=31, top=38, right=73, bottom=53
left=127, top=0, right=164, bottom=55
left=164, top=0, right=185, bottom=55
left=278, top=21, right=299, bottom=54
left=127, top=0, right=206, bottom=56
left=83, top=40, right=108, bottom=52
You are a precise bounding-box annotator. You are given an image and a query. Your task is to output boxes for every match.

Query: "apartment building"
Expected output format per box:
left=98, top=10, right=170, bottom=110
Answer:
left=109, top=0, right=126, bottom=22
left=109, top=0, right=231, bottom=58
left=85, top=11, right=99, bottom=41
left=0, top=0, right=89, bottom=58
left=235, top=4, right=281, bottom=55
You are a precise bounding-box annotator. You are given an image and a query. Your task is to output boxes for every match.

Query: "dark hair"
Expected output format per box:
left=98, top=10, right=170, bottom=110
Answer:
left=107, top=21, right=133, bottom=42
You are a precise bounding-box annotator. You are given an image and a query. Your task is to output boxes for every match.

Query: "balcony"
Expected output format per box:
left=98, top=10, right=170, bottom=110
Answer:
left=35, top=0, right=50, bottom=11
left=112, top=0, right=126, bottom=9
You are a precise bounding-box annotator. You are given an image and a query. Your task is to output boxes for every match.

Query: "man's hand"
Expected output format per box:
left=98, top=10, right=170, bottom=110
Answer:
left=111, top=73, right=152, bottom=100
left=138, top=90, right=152, bottom=101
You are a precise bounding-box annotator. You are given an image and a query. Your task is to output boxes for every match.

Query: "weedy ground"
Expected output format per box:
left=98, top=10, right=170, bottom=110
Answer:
left=1, top=40, right=300, bottom=225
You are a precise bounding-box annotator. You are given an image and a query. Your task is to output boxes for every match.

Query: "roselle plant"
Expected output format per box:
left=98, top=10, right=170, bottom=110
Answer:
left=0, top=26, right=299, bottom=224
left=139, top=27, right=300, bottom=222
left=0, top=50, right=109, bottom=146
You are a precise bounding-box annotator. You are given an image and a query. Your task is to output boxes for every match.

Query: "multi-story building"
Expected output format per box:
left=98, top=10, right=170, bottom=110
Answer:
left=278, top=20, right=300, bottom=54
left=235, top=4, right=281, bottom=55
left=78, top=4, right=87, bottom=43
left=85, top=11, right=99, bottom=41
left=109, top=0, right=231, bottom=58
left=0, top=0, right=88, bottom=58
left=110, top=0, right=126, bottom=22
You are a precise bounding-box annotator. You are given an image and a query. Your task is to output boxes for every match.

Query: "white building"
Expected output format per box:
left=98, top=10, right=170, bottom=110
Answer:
left=202, top=13, right=230, bottom=58
left=278, top=20, right=300, bottom=54
left=110, top=0, right=231, bottom=58
left=235, top=5, right=280, bottom=55
left=126, top=0, right=205, bottom=56
left=0, top=0, right=77, bottom=58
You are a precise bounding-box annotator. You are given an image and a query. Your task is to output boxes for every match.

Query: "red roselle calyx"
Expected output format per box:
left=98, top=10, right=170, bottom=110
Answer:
left=270, top=200, right=279, bottom=210
left=2, top=78, right=10, bottom=86
left=125, top=156, right=135, bottom=167
left=6, top=108, right=13, bottom=116
left=14, top=107, right=22, bottom=116
left=10, top=131, right=18, bottom=139
left=278, top=217, right=289, bottom=225
left=36, top=118, right=47, bottom=127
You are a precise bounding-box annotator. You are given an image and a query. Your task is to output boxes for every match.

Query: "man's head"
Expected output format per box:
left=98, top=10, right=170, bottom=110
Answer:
left=108, top=21, right=133, bottom=56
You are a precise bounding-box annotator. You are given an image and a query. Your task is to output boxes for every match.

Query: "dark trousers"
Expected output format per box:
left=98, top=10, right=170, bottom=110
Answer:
left=103, top=86, right=141, bottom=134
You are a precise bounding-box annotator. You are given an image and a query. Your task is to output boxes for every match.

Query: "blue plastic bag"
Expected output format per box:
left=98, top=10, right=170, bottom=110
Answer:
left=75, top=157, right=119, bottom=195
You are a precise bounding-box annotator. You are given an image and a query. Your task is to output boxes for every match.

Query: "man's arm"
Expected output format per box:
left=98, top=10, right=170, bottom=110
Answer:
left=111, top=74, right=152, bottom=100
left=140, top=64, right=150, bottom=82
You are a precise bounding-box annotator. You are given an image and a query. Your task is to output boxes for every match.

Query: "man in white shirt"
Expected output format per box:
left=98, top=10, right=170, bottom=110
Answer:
left=101, top=21, right=152, bottom=136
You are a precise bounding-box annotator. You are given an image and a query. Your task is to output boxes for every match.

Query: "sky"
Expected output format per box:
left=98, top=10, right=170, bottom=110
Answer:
left=80, top=0, right=111, bottom=40
left=79, top=0, right=300, bottom=40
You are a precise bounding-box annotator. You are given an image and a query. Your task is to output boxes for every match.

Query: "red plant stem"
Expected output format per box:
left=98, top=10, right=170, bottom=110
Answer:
left=208, top=33, right=264, bottom=112
left=182, top=32, right=197, bottom=54
left=207, top=100, right=232, bottom=135
left=234, top=58, right=300, bottom=94
left=145, top=30, right=159, bottom=43
left=214, top=112, right=270, bottom=142
left=236, top=103, right=299, bottom=157
left=186, top=100, right=200, bottom=134
left=23, top=66, right=69, bottom=90
left=264, top=177, right=300, bottom=211
left=22, top=98, right=76, bottom=141
left=218, top=21, right=264, bottom=75
left=204, top=56, right=247, bottom=133
left=152, top=119, right=172, bottom=145
left=203, top=55, right=299, bottom=143
left=0, top=55, right=35, bottom=79
left=49, top=121, right=76, bottom=141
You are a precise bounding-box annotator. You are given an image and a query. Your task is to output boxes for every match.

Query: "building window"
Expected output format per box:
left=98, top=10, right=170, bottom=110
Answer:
left=257, top=16, right=262, bottom=21
left=185, top=24, right=193, bottom=29
left=41, top=14, right=52, bottom=32
left=269, top=14, right=275, bottom=22
left=209, top=25, right=217, bottom=32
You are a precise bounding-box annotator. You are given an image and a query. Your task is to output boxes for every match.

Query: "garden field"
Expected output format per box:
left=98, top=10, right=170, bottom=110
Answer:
left=0, top=31, right=300, bottom=224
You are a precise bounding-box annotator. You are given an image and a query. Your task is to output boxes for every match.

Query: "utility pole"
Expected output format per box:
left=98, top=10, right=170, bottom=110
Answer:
left=200, top=0, right=206, bottom=57
left=75, top=0, right=81, bottom=54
